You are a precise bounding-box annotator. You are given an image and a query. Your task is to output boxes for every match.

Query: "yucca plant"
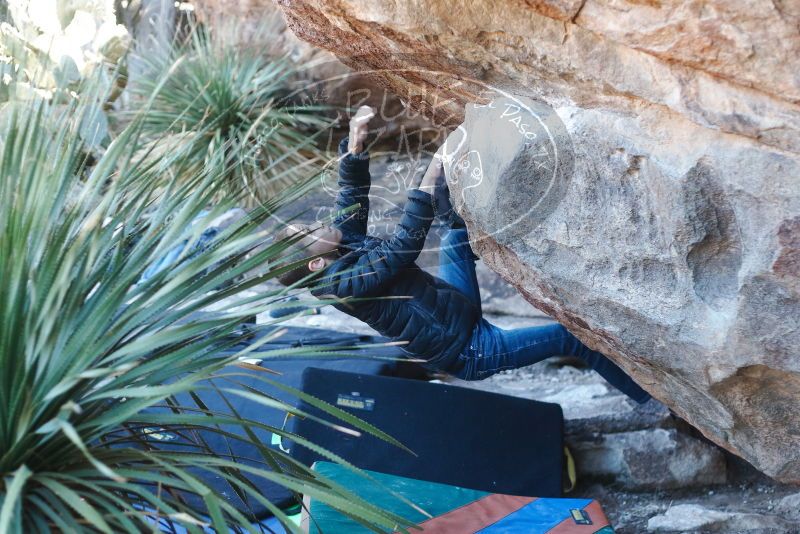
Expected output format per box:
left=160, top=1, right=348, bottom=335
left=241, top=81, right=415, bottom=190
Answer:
left=0, top=74, right=416, bottom=532
left=131, top=21, right=331, bottom=206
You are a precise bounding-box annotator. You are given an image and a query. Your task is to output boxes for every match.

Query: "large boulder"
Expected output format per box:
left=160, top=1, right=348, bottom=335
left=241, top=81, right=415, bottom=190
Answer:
left=275, top=0, right=800, bottom=482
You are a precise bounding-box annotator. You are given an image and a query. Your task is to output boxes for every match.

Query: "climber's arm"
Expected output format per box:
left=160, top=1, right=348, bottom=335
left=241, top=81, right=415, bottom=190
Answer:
left=325, top=188, right=434, bottom=297
left=364, top=152, right=442, bottom=266
left=332, top=106, right=375, bottom=237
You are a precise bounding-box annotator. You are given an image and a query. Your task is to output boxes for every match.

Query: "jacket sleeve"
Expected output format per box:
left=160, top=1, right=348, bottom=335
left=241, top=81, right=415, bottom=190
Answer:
left=329, top=189, right=434, bottom=298
left=332, top=136, right=370, bottom=237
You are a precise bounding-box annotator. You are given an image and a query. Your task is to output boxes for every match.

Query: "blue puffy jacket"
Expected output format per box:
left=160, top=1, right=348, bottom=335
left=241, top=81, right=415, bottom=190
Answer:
left=311, top=139, right=479, bottom=370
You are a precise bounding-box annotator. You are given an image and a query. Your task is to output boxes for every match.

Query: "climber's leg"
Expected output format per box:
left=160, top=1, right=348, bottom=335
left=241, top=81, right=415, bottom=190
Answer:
left=437, top=227, right=482, bottom=313
left=454, top=322, right=651, bottom=403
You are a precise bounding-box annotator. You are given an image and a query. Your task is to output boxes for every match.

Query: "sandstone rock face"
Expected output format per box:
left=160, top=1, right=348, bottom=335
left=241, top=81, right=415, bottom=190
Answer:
left=276, top=0, right=800, bottom=482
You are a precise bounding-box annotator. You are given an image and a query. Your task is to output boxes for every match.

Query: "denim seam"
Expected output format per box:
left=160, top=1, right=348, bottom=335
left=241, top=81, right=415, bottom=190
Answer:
left=476, top=364, right=517, bottom=377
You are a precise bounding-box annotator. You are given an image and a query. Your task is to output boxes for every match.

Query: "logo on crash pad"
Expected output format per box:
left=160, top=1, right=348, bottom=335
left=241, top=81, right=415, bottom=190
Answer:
left=570, top=508, right=593, bottom=525
left=336, top=392, right=375, bottom=411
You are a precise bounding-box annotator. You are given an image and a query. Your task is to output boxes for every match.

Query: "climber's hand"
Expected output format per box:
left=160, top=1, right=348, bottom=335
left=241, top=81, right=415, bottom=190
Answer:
left=418, top=146, right=445, bottom=193
left=348, top=105, right=376, bottom=154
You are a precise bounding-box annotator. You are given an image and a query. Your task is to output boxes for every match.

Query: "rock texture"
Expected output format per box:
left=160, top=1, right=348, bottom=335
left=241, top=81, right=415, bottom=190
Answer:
left=276, top=0, right=800, bottom=482
left=573, top=428, right=726, bottom=489
left=647, top=503, right=797, bottom=533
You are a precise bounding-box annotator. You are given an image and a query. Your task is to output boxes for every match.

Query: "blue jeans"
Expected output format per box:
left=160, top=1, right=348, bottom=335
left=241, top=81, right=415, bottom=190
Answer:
left=437, top=228, right=651, bottom=404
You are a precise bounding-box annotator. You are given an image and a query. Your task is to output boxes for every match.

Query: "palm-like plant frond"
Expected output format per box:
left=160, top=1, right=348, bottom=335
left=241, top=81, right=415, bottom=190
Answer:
left=131, top=22, right=332, bottom=206
left=0, top=79, right=415, bottom=532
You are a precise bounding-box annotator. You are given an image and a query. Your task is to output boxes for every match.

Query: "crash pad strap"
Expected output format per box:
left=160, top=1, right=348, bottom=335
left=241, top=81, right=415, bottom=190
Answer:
left=563, top=446, right=577, bottom=493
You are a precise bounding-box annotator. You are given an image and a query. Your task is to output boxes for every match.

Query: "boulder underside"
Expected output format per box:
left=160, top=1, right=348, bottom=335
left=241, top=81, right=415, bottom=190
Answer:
left=276, top=0, right=800, bottom=482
